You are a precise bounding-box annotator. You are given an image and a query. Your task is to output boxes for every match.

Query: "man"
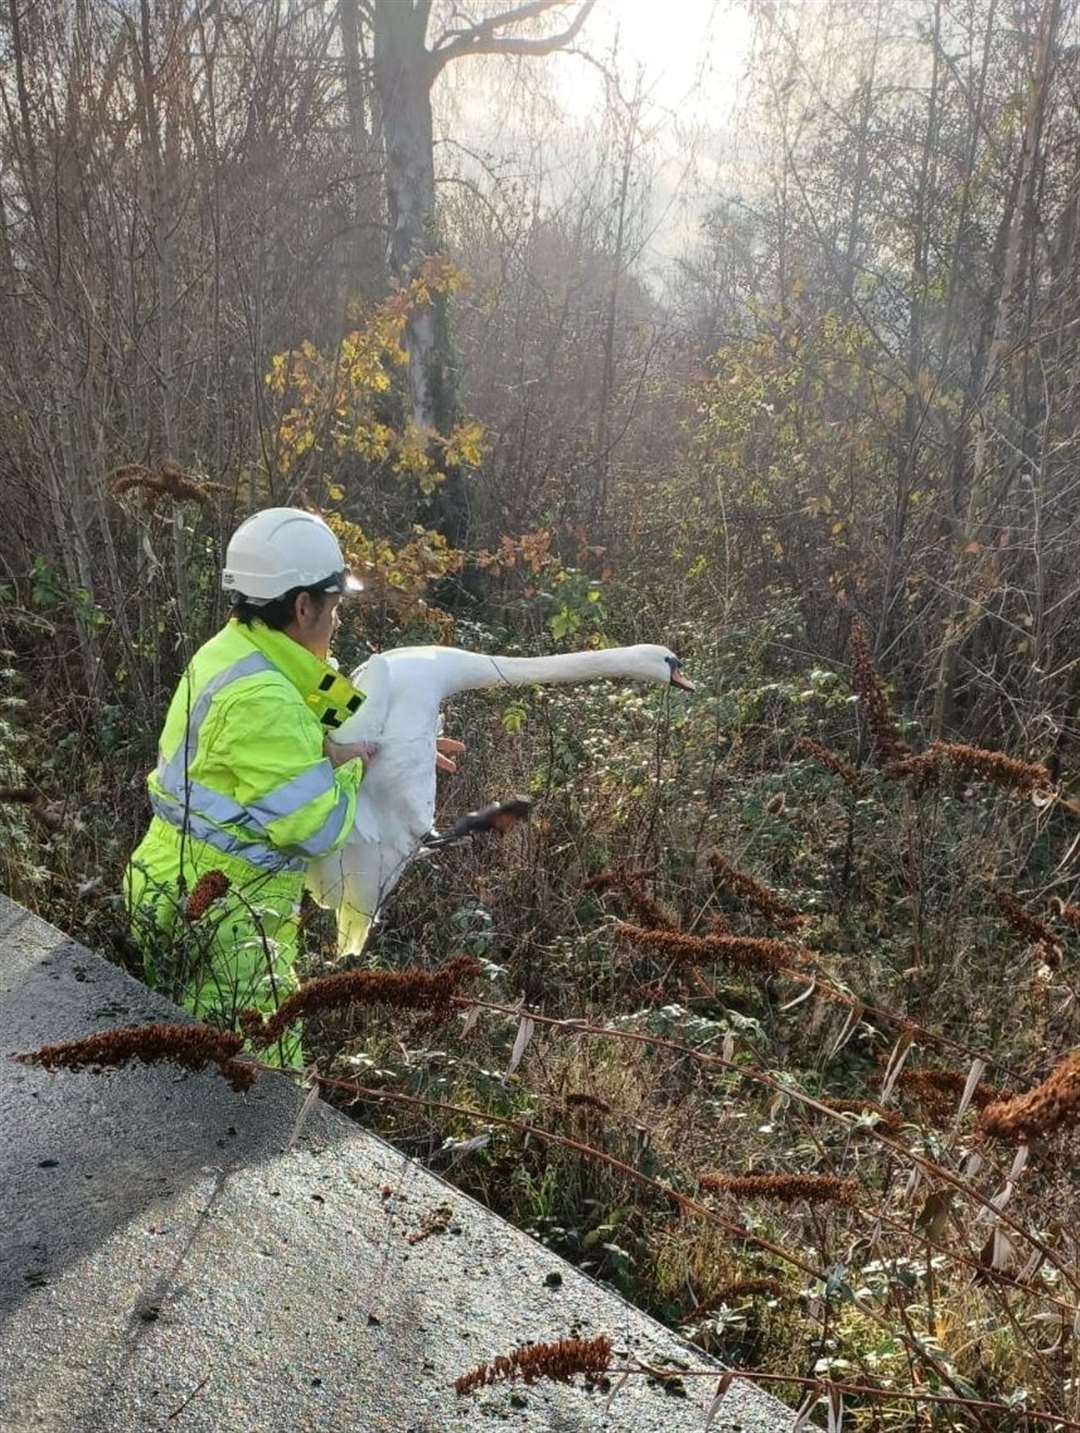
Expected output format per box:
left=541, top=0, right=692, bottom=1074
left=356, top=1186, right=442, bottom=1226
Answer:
left=124, top=507, right=458, bottom=1065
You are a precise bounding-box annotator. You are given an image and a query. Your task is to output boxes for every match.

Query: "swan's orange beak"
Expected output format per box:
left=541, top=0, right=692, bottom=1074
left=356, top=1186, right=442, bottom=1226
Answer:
left=670, top=667, right=695, bottom=692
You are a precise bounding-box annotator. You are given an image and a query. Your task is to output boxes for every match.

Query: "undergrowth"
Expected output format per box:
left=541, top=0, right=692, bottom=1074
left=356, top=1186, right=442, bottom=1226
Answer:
left=8, top=603, right=1080, bottom=1429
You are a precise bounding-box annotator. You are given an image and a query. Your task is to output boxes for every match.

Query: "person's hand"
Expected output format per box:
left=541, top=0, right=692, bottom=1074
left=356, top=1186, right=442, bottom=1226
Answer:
left=436, top=736, right=466, bottom=773
left=325, top=737, right=379, bottom=769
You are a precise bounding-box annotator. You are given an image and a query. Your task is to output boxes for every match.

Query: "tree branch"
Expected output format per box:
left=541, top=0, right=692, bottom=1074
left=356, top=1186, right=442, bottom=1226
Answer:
left=434, top=0, right=571, bottom=49
left=429, top=0, right=596, bottom=78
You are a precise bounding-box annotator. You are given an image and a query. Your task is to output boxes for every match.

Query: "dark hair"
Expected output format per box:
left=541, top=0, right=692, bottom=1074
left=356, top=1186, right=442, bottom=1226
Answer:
left=232, top=586, right=335, bottom=631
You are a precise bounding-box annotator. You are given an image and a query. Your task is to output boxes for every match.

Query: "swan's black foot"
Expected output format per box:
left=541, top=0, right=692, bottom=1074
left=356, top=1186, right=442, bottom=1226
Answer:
left=421, top=795, right=533, bottom=849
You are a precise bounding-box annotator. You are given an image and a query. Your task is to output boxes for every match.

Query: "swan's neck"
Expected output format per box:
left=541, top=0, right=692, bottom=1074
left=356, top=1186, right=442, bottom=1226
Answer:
left=445, top=648, right=641, bottom=695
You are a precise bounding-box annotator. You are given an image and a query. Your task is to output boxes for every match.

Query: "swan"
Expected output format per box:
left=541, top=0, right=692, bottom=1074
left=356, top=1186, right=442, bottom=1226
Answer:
left=306, top=644, right=694, bottom=954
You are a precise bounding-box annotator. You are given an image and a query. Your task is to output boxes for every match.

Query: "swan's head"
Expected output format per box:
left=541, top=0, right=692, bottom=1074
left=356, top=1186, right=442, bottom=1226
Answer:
left=625, top=645, right=695, bottom=691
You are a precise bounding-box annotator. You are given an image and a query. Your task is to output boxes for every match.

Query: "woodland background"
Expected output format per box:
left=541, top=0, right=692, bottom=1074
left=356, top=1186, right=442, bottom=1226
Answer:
left=4, top=1, right=1080, bottom=1426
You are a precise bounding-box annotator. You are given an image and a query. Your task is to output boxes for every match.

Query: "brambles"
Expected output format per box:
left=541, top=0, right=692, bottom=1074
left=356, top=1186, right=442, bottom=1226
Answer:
left=980, top=1051, right=1080, bottom=1143
left=564, top=1091, right=612, bottom=1114
left=455, top=1335, right=613, bottom=1395
left=708, top=850, right=806, bottom=932
left=239, top=955, right=481, bottom=1046
left=930, top=743, right=1051, bottom=796
left=698, top=1171, right=857, bottom=1206
left=15, top=1022, right=254, bottom=1091
left=883, top=750, right=940, bottom=793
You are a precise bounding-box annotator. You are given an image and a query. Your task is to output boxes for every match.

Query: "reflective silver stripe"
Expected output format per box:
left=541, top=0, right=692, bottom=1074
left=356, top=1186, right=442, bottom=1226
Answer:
left=159, top=651, right=277, bottom=797
left=156, top=771, right=252, bottom=829
left=248, top=760, right=337, bottom=827
left=149, top=791, right=304, bottom=875
left=155, top=648, right=344, bottom=864
left=287, top=786, right=352, bottom=858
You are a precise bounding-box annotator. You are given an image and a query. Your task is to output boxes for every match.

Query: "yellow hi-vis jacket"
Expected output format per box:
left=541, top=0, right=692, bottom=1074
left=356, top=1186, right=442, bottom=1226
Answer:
left=124, top=617, right=366, bottom=1062
left=147, top=617, right=366, bottom=872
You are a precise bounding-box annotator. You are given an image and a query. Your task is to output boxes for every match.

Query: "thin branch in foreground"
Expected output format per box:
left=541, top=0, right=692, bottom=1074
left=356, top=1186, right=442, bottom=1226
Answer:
left=635, top=1364, right=1080, bottom=1430
left=14, top=1023, right=253, bottom=1091
left=450, top=994, right=1075, bottom=1296
left=455, top=1334, right=613, bottom=1395
left=305, top=1067, right=1074, bottom=1405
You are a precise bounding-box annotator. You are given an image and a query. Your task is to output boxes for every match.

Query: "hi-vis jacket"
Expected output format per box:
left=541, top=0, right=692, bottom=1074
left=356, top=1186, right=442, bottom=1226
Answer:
left=147, top=617, right=366, bottom=875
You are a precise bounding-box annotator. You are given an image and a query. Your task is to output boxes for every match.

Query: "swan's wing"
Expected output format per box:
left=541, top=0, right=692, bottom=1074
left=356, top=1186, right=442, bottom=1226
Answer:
left=335, top=652, right=392, bottom=741
left=308, top=650, right=443, bottom=953
left=307, top=831, right=414, bottom=956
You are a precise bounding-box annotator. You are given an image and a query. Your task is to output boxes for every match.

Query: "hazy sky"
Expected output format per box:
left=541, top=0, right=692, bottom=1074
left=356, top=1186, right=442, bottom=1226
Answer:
left=437, top=0, right=755, bottom=277
left=549, top=0, right=753, bottom=123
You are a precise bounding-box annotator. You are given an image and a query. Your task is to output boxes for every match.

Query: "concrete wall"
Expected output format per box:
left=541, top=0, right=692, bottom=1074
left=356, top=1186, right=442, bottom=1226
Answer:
left=0, top=896, right=792, bottom=1432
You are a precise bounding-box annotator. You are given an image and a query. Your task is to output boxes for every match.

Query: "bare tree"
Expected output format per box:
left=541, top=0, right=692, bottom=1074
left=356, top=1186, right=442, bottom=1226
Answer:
left=368, top=0, right=597, bottom=446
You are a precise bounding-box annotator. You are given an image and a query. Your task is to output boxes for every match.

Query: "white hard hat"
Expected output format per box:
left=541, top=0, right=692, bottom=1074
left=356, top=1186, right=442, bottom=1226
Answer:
left=221, top=508, right=363, bottom=604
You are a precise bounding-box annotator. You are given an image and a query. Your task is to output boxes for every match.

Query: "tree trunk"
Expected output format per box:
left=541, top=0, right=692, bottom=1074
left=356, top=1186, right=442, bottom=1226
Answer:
left=373, top=0, right=440, bottom=433
left=931, top=0, right=1061, bottom=737
left=339, top=0, right=385, bottom=292
left=592, top=91, right=637, bottom=533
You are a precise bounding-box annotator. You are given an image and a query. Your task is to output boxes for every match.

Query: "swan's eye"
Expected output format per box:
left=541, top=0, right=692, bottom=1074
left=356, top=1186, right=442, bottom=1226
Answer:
left=665, top=655, right=695, bottom=691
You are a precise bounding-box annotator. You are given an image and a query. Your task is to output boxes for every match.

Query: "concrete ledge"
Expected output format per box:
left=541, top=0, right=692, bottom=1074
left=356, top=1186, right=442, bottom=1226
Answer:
left=0, top=895, right=791, bottom=1432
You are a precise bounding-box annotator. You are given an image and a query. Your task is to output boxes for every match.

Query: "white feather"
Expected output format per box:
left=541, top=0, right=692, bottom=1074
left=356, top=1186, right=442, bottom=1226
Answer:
left=306, top=643, right=687, bottom=955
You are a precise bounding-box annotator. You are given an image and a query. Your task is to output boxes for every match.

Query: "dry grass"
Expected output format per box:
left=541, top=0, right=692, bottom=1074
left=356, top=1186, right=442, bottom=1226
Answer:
left=698, top=1172, right=858, bottom=1206
left=239, top=955, right=480, bottom=1046
left=848, top=617, right=912, bottom=765
left=12, top=621, right=1080, bottom=1429
left=14, top=1022, right=254, bottom=1091
left=980, top=1051, right=1080, bottom=1142
left=796, top=737, right=867, bottom=794
left=708, top=850, right=806, bottom=932
left=455, top=1335, right=613, bottom=1395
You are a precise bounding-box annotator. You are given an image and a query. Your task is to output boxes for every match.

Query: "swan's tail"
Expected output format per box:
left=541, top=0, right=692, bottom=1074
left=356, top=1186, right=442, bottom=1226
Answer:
left=336, top=899, right=373, bottom=957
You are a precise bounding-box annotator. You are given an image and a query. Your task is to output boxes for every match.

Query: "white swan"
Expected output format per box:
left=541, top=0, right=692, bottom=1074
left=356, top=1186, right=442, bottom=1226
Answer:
left=306, top=644, right=694, bottom=954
